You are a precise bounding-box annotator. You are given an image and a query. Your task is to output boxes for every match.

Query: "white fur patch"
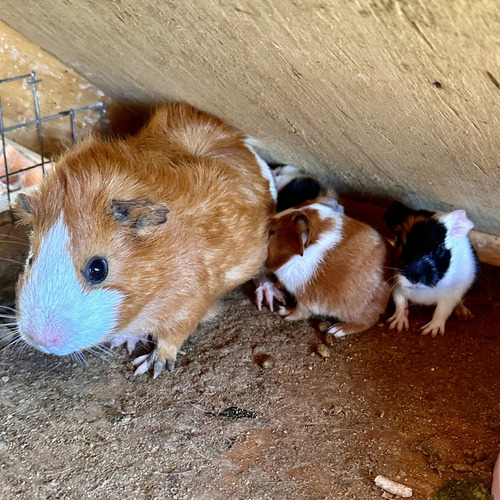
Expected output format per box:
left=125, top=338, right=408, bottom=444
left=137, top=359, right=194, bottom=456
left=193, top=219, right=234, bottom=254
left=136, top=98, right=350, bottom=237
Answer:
left=275, top=204, right=343, bottom=295
left=18, top=215, right=123, bottom=355
left=272, top=165, right=303, bottom=191
left=244, top=139, right=277, bottom=202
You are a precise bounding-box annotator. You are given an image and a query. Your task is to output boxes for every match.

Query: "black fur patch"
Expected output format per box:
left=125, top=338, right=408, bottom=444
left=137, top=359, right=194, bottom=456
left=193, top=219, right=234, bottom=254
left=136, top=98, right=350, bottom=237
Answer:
left=397, top=220, right=451, bottom=287
left=277, top=177, right=322, bottom=212
left=384, top=201, right=434, bottom=234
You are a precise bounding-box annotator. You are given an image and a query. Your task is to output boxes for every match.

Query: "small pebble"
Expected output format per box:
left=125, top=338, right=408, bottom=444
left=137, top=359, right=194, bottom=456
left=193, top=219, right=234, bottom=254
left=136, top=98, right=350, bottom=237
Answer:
left=253, top=353, right=275, bottom=369
left=1, top=376, right=9, bottom=383
left=316, top=344, right=331, bottom=358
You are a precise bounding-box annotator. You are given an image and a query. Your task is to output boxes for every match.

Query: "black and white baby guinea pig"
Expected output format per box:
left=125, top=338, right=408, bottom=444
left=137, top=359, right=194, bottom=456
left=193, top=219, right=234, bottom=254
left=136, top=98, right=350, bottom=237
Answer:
left=272, top=165, right=343, bottom=213
left=383, top=201, right=478, bottom=337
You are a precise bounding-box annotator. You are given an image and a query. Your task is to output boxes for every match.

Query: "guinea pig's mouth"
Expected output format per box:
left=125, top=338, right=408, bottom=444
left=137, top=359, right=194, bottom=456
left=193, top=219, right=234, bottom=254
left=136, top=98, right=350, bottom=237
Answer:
left=405, top=283, right=429, bottom=290
left=397, top=275, right=429, bottom=290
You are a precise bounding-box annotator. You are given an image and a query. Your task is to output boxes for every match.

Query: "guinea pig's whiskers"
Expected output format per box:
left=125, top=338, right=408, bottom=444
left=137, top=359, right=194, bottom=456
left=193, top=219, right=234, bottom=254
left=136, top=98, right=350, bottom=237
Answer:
left=0, top=328, right=18, bottom=343
left=0, top=304, right=16, bottom=312
left=0, top=313, right=17, bottom=326
left=382, top=265, right=401, bottom=272
left=0, top=310, right=17, bottom=317
left=85, top=344, right=114, bottom=362
left=0, top=256, right=25, bottom=263
left=68, top=350, right=88, bottom=366
left=1, top=335, right=26, bottom=355
left=0, top=239, right=30, bottom=247
left=0, top=258, right=25, bottom=270
left=383, top=275, right=399, bottom=289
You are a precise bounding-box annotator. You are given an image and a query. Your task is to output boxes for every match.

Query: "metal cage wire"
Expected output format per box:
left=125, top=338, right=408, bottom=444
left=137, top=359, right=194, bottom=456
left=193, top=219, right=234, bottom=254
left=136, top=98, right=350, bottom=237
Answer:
left=0, top=71, right=105, bottom=212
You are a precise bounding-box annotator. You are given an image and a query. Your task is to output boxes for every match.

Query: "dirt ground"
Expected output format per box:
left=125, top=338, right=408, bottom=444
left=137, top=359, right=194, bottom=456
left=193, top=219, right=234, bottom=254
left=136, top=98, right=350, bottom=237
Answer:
left=0, top=221, right=499, bottom=499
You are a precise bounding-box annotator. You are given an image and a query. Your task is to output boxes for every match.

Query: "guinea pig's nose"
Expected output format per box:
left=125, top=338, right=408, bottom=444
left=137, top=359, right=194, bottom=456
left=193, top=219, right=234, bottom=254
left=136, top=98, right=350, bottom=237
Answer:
left=402, top=258, right=438, bottom=287
left=25, top=326, right=64, bottom=349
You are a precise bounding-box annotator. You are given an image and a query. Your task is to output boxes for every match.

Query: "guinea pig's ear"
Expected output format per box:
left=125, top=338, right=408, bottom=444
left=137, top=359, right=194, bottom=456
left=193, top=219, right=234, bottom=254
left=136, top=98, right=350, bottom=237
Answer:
left=440, top=210, right=474, bottom=237
left=111, top=199, right=169, bottom=234
left=13, top=192, right=35, bottom=224
left=293, top=213, right=310, bottom=256
left=383, top=201, right=413, bottom=234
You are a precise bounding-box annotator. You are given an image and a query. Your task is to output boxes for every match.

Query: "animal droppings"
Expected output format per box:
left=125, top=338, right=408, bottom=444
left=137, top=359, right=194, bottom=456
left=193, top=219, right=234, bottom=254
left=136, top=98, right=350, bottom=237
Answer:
left=253, top=353, right=275, bottom=369
left=315, top=344, right=331, bottom=358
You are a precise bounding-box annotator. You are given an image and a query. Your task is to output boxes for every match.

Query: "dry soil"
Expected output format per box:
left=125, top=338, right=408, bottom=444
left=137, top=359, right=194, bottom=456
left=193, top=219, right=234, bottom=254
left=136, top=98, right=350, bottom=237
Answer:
left=0, top=230, right=499, bottom=499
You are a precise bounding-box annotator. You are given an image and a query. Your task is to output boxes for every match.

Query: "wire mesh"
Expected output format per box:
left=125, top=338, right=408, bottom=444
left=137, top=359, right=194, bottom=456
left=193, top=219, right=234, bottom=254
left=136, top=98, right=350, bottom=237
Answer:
left=0, top=71, right=105, bottom=222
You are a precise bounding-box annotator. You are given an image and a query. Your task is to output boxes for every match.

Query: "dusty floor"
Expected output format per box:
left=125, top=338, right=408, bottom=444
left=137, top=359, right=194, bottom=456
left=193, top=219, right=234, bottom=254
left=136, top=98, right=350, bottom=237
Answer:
left=0, top=232, right=499, bottom=499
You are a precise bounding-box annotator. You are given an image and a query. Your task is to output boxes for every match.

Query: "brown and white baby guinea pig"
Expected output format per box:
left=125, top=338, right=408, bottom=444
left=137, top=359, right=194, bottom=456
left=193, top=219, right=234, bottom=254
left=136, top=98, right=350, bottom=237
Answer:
left=14, top=102, right=276, bottom=378
left=265, top=199, right=392, bottom=337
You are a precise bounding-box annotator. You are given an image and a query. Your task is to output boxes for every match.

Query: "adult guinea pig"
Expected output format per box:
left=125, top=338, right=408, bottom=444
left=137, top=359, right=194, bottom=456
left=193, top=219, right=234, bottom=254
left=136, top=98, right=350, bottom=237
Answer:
left=265, top=199, right=391, bottom=337
left=383, top=201, right=478, bottom=337
left=14, top=102, right=277, bottom=378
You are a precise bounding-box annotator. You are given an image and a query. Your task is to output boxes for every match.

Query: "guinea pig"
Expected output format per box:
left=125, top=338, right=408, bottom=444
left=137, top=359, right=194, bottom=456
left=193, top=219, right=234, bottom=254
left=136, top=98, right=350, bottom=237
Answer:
left=383, top=201, right=478, bottom=337
left=272, top=165, right=342, bottom=213
left=255, top=165, right=342, bottom=311
left=265, top=199, right=391, bottom=337
left=14, top=102, right=277, bottom=378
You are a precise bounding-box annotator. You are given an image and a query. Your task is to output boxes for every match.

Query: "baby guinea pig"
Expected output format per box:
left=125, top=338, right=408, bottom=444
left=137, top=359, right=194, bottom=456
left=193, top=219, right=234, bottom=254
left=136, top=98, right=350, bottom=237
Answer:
left=15, top=102, right=277, bottom=378
left=383, top=201, right=478, bottom=337
left=272, top=165, right=342, bottom=213
left=255, top=165, right=343, bottom=311
left=265, top=199, right=391, bottom=337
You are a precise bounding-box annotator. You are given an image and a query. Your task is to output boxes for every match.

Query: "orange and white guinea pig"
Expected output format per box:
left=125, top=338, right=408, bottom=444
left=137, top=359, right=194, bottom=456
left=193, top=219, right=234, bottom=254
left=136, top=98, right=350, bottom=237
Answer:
left=265, top=200, right=391, bottom=337
left=14, top=102, right=276, bottom=378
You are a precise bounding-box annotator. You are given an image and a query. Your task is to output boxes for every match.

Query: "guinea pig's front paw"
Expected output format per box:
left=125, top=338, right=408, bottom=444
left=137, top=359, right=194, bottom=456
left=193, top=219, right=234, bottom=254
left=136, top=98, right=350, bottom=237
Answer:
left=387, top=310, right=409, bottom=332
left=110, top=334, right=147, bottom=355
left=420, top=319, right=446, bottom=337
left=255, top=281, right=286, bottom=312
left=133, top=342, right=177, bottom=378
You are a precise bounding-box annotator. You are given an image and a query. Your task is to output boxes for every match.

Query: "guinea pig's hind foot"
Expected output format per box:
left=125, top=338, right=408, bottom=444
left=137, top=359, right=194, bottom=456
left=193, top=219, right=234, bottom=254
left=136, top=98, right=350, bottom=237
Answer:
left=133, top=342, right=177, bottom=378
left=278, top=302, right=310, bottom=321
left=453, top=301, right=473, bottom=321
left=328, top=321, right=373, bottom=338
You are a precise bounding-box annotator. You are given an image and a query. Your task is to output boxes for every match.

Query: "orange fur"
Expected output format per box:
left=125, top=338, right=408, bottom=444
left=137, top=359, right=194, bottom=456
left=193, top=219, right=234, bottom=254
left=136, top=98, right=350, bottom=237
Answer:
left=16, top=102, right=275, bottom=370
left=266, top=203, right=391, bottom=336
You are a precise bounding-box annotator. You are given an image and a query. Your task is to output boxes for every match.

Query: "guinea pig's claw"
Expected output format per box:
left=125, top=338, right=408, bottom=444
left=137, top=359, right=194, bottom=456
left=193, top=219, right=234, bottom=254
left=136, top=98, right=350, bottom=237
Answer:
left=153, top=360, right=166, bottom=379
left=152, top=358, right=176, bottom=378
left=420, top=321, right=445, bottom=337
left=133, top=351, right=176, bottom=378
left=387, top=315, right=409, bottom=332
left=132, top=353, right=152, bottom=376
left=255, top=281, right=286, bottom=312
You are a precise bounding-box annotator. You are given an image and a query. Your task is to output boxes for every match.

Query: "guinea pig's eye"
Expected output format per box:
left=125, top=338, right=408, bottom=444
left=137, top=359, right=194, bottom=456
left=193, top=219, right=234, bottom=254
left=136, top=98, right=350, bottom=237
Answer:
left=436, top=243, right=446, bottom=257
left=84, top=257, right=109, bottom=285
left=269, top=229, right=276, bottom=237
left=27, top=255, right=33, bottom=267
